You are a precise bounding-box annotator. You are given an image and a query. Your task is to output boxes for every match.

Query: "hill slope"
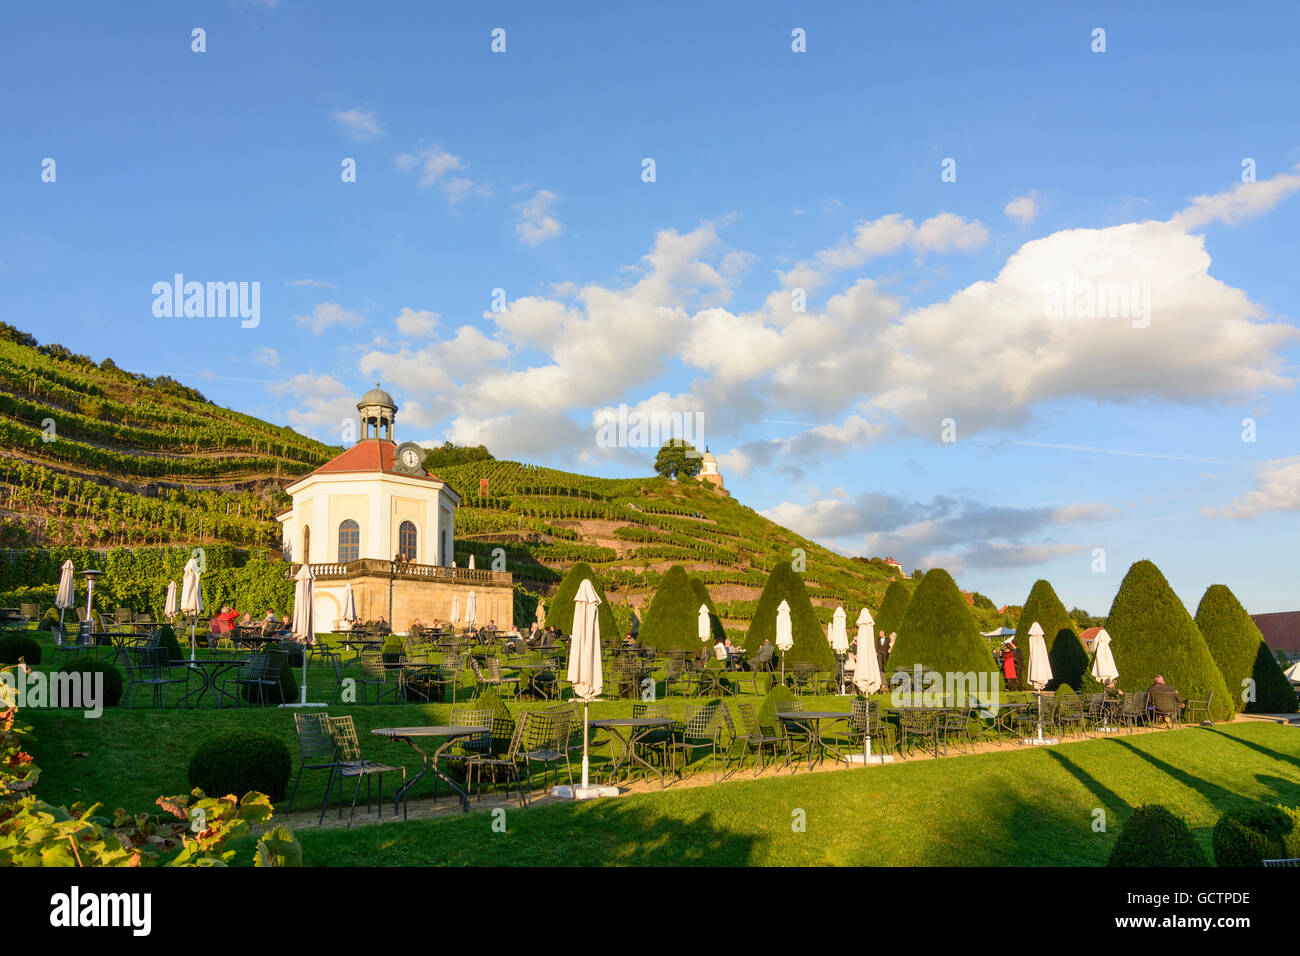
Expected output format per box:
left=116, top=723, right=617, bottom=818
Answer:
left=0, top=323, right=905, bottom=633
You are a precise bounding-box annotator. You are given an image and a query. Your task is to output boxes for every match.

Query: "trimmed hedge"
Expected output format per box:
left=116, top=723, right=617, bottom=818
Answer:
left=757, top=683, right=797, bottom=736
left=188, top=730, right=292, bottom=803
left=1107, top=804, right=1208, bottom=867
left=1211, top=805, right=1294, bottom=867
left=54, top=657, right=124, bottom=708
left=1015, top=579, right=1087, bottom=691
left=1106, top=561, right=1233, bottom=721
left=874, top=579, right=912, bottom=643
left=690, top=576, right=726, bottom=645
left=743, top=562, right=835, bottom=670
left=888, top=568, right=996, bottom=681
left=1195, top=584, right=1297, bottom=715
left=240, top=646, right=299, bottom=704
left=154, top=624, right=183, bottom=663
left=544, top=562, right=617, bottom=640
left=639, top=566, right=707, bottom=653
left=0, top=632, right=42, bottom=666
left=38, top=607, right=61, bottom=631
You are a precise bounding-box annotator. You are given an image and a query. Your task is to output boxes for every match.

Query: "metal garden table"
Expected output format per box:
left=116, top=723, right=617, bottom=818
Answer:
left=180, top=657, right=249, bottom=708
left=776, top=711, right=853, bottom=770
left=589, top=717, right=673, bottom=786
left=370, top=725, right=490, bottom=816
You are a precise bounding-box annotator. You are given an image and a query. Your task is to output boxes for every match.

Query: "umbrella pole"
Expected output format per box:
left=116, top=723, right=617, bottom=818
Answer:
left=581, top=700, right=591, bottom=791
left=189, top=614, right=197, bottom=662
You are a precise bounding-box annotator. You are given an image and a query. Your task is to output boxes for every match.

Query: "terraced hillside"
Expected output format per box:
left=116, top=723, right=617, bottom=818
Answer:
left=0, top=322, right=909, bottom=634
left=0, top=323, right=339, bottom=549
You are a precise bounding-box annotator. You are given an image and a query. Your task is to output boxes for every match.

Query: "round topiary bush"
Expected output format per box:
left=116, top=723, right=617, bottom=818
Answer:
left=241, top=647, right=299, bottom=704
left=188, top=730, right=292, bottom=803
left=1106, top=561, right=1233, bottom=721
left=0, top=632, right=42, bottom=666
left=1107, top=804, right=1208, bottom=867
left=53, top=657, right=124, bottom=708
left=1195, top=585, right=1297, bottom=715
left=1211, top=805, right=1293, bottom=867
left=38, top=607, right=61, bottom=632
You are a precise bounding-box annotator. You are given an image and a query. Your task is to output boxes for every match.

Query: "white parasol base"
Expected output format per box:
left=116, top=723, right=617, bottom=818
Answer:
left=550, top=785, right=621, bottom=800
left=844, top=753, right=894, bottom=765
left=1020, top=736, right=1060, bottom=746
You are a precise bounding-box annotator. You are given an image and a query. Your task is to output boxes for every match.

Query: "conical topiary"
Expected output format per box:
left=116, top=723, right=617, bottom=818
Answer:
left=1105, top=560, right=1233, bottom=721
left=690, top=576, right=726, bottom=644
left=1194, top=584, right=1297, bottom=714
left=1014, top=579, right=1088, bottom=691
left=1107, top=804, right=1209, bottom=867
left=544, top=562, right=617, bottom=640
left=743, top=562, right=835, bottom=670
left=874, top=579, right=912, bottom=643
left=640, top=565, right=708, bottom=653
left=888, top=568, right=996, bottom=681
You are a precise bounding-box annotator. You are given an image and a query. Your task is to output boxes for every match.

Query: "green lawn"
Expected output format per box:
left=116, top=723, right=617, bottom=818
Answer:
left=297, top=723, right=1300, bottom=866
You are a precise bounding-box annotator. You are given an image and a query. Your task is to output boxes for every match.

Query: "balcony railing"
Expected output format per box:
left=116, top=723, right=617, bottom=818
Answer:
left=287, top=559, right=510, bottom=585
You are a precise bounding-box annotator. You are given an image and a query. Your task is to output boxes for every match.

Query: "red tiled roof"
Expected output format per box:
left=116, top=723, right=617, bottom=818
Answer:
left=308, top=440, right=444, bottom=484
left=1079, top=626, right=1103, bottom=644
left=1252, top=611, right=1300, bottom=654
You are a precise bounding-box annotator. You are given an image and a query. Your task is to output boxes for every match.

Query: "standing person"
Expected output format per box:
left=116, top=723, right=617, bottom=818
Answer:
left=877, top=630, right=889, bottom=673
left=1002, top=638, right=1020, bottom=691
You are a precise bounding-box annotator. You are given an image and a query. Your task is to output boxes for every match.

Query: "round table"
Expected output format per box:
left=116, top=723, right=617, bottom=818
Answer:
left=178, top=657, right=250, bottom=708
left=588, top=717, right=673, bottom=785
left=775, top=711, right=853, bottom=770
left=371, top=725, right=491, bottom=815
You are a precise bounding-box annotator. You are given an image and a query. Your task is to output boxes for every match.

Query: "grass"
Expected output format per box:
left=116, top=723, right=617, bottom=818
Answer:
left=297, top=722, right=1300, bottom=866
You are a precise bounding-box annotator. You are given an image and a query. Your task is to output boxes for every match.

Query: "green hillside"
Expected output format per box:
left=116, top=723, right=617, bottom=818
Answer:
left=0, top=323, right=905, bottom=636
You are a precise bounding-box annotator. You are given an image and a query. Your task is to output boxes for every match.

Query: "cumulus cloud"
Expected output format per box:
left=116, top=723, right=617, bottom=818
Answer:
left=396, top=146, right=491, bottom=203
left=1004, top=191, right=1040, bottom=225
left=514, top=190, right=563, bottom=246
left=394, top=307, right=438, bottom=338
left=331, top=108, right=383, bottom=141
left=254, top=347, right=279, bottom=367
left=1206, top=457, right=1300, bottom=519
left=1171, top=165, right=1300, bottom=229
left=270, top=373, right=354, bottom=437
left=294, top=301, right=366, bottom=335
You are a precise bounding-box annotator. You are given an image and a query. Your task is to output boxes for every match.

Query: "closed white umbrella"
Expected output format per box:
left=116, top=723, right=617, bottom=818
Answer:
left=1285, top=660, right=1300, bottom=684
left=854, top=608, right=881, bottom=695
left=1025, top=621, right=1057, bottom=744
left=284, top=563, right=323, bottom=708
left=450, top=594, right=460, bottom=625
left=466, top=591, right=477, bottom=628
left=776, top=599, right=793, bottom=684
left=55, top=559, right=75, bottom=640
left=698, top=604, right=710, bottom=643
left=1091, top=628, right=1120, bottom=731
left=180, top=557, right=204, bottom=661
left=164, top=580, right=178, bottom=619
left=468, top=554, right=476, bottom=570
left=535, top=599, right=546, bottom=625
left=557, top=579, right=617, bottom=799
left=830, top=606, right=849, bottom=694
left=341, top=583, right=359, bottom=627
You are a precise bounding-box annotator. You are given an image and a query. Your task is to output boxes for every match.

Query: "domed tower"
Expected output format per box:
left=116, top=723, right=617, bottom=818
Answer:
left=357, top=383, right=397, bottom=441
left=699, top=446, right=724, bottom=491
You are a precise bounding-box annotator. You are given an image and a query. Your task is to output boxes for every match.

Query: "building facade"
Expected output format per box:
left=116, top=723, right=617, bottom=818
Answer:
left=277, top=386, right=514, bottom=634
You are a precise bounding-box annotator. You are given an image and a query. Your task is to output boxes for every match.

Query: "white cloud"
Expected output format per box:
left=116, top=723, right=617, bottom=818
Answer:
left=331, top=108, right=384, bottom=141
left=1206, top=457, right=1300, bottom=519
left=1004, top=191, right=1040, bottom=225
left=515, top=190, right=563, bottom=246
left=294, top=301, right=365, bottom=335
left=1171, top=165, right=1300, bottom=229
left=287, top=278, right=335, bottom=289
left=254, top=347, right=279, bottom=367
left=269, top=373, right=354, bottom=439
left=395, top=146, right=489, bottom=203
left=394, top=307, right=438, bottom=338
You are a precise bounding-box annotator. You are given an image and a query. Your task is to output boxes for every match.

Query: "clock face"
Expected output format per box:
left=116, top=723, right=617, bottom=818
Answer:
left=401, top=449, right=419, bottom=468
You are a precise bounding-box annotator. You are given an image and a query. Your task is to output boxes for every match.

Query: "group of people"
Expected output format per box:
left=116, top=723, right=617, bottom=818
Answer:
left=846, top=630, right=897, bottom=676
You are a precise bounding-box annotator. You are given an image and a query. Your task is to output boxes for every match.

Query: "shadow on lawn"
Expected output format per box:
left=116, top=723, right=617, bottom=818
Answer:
left=300, top=802, right=760, bottom=866
left=1102, top=736, right=1239, bottom=806
left=1045, top=749, right=1134, bottom=819
left=1203, top=727, right=1300, bottom=774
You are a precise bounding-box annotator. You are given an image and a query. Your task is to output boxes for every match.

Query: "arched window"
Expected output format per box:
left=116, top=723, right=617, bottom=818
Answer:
left=302, top=526, right=311, bottom=564
left=338, top=520, right=360, bottom=563
left=398, top=521, right=417, bottom=562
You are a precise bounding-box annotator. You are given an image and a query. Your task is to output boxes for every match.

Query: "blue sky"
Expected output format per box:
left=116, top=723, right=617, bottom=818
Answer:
left=3, top=1, right=1298, bottom=614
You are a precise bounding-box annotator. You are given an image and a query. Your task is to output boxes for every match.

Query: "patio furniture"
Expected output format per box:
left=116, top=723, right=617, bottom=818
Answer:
left=776, top=709, right=851, bottom=770
left=696, top=663, right=733, bottom=697
left=669, top=703, right=723, bottom=784
left=19, top=603, right=39, bottom=624
left=178, top=656, right=249, bottom=708
left=327, top=715, right=405, bottom=828
left=521, top=707, right=574, bottom=791
left=663, top=657, right=696, bottom=697
left=124, top=646, right=190, bottom=709
left=749, top=643, right=775, bottom=673
left=465, top=713, right=530, bottom=807
left=430, top=653, right=464, bottom=704
left=898, top=707, right=942, bottom=758
left=469, top=656, right=520, bottom=699
left=220, top=655, right=275, bottom=707
left=1120, top=692, right=1149, bottom=733
left=372, top=722, right=489, bottom=816
left=1184, top=690, right=1215, bottom=726
left=788, top=662, right=817, bottom=695
left=1055, top=694, right=1086, bottom=738
left=590, top=715, right=673, bottom=786
left=288, top=712, right=340, bottom=816
left=734, top=701, right=783, bottom=776
left=632, top=703, right=672, bottom=770
left=360, top=656, right=402, bottom=705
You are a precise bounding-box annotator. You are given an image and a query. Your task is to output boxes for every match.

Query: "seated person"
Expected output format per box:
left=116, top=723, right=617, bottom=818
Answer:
left=1144, top=675, right=1184, bottom=725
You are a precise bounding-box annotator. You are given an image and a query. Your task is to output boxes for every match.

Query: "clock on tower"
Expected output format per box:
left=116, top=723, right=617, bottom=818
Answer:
left=392, top=441, right=426, bottom=476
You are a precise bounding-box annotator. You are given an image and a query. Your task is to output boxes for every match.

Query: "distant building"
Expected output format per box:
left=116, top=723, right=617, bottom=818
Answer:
left=277, top=385, right=514, bottom=634
left=1252, top=611, right=1300, bottom=657
left=884, top=557, right=904, bottom=574
left=1079, top=626, right=1104, bottom=653
left=699, top=446, right=724, bottom=491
